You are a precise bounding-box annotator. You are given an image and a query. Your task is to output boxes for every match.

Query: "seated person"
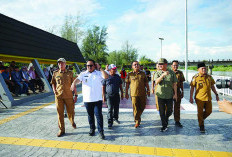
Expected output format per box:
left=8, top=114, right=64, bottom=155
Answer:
left=9, top=61, right=16, bottom=73
left=1, top=66, right=16, bottom=93
left=0, top=62, right=4, bottom=73
left=11, top=66, right=29, bottom=96
left=28, top=66, right=44, bottom=92
left=21, top=66, right=36, bottom=94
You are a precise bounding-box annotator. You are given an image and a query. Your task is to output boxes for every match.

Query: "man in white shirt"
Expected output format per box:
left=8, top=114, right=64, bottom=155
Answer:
left=71, top=59, right=108, bottom=139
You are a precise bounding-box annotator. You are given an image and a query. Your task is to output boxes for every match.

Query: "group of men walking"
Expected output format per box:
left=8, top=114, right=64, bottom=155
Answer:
left=51, top=57, right=219, bottom=139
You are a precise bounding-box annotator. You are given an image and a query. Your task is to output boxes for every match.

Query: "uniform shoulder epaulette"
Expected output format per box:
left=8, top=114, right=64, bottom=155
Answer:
left=178, top=70, right=183, bottom=73
left=192, top=73, right=199, bottom=78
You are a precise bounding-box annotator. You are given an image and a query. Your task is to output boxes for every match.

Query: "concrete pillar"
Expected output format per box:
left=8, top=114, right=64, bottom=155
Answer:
left=73, top=63, right=81, bottom=74
left=32, top=59, right=52, bottom=92
left=0, top=74, right=14, bottom=108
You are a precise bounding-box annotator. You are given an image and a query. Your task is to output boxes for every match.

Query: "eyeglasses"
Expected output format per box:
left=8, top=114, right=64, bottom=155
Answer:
left=87, top=65, right=94, bottom=67
left=158, top=63, right=164, bottom=65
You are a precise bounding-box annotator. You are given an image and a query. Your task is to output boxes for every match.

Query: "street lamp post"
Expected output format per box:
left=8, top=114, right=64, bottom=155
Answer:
left=185, top=0, right=188, bottom=82
left=159, top=38, right=164, bottom=58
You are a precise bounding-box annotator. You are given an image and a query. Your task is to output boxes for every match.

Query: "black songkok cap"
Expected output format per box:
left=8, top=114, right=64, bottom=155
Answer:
left=197, top=62, right=206, bottom=69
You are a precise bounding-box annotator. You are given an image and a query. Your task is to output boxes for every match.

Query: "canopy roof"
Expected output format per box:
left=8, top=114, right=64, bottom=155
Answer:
left=0, top=13, right=85, bottom=64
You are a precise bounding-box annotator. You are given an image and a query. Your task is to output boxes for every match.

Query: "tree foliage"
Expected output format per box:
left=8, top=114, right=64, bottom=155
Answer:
left=107, top=41, right=138, bottom=67
left=81, top=25, right=108, bottom=64
left=60, top=15, right=85, bottom=44
left=139, top=55, right=155, bottom=65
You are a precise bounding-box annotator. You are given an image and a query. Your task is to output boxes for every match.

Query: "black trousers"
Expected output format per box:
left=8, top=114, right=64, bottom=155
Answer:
left=84, top=101, right=104, bottom=133
left=106, top=94, right=120, bottom=124
left=158, top=97, right=173, bottom=127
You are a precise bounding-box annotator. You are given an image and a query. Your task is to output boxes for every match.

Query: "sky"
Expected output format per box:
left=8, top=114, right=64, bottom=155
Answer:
left=1, top=0, right=232, bottom=62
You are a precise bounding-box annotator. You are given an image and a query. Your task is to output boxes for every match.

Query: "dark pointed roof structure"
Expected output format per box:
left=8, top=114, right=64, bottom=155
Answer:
left=0, top=13, right=85, bottom=64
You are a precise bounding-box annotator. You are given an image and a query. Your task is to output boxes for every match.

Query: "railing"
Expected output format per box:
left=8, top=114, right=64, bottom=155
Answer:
left=212, top=75, right=232, bottom=96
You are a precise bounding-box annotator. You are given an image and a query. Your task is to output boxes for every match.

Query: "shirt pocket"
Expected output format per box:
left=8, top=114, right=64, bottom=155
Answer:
left=56, top=77, right=62, bottom=84
left=165, top=74, right=172, bottom=81
left=197, top=80, right=205, bottom=89
left=131, top=76, right=137, bottom=81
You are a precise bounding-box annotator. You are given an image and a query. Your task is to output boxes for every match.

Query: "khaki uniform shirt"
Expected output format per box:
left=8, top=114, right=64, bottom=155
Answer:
left=154, top=69, right=178, bottom=99
left=126, top=70, right=148, bottom=96
left=190, top=73, right=215, bottom=101
left=174, top=70, right=185, bottom=93
left=51, top=69, right=76, bottom=99
left=151, top=71, right=157, bottom=83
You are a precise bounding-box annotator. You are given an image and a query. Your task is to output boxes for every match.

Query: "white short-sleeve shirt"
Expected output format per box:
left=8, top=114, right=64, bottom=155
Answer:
left=78, top=70, right=104, bottom=102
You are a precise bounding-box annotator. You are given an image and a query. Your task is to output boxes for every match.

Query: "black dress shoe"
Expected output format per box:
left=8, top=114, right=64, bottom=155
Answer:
left=108, top=123, right=113, bottom=129
left=175, top=121, right=183, bottom=127
left=99, top=131, right=105, bottom=140
left=57, top=131, right=65, bottom=137
left=114, top=119, right=120, bottom=124
left=89, top=129, right=95, bottom=136
left=200, top=125, right=205, bottom=133
left=72, top=123, right=77, bottom=129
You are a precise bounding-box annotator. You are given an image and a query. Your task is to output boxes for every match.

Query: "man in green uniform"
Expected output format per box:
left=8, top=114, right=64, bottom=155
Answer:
left=51, top=58, right=78, bottom=137
left=154, top=58, right=177, bottom=132
left=190, top=62, right=219, bottom=133
left=125, top=61, right=150, bottom=128
left=171, top=60, right=185, bottom=127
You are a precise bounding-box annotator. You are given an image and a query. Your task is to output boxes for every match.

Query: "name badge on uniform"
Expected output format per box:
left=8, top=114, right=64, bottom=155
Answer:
left=84, top=75, right=88, bottom=83
left=131, top=76, right=137, bottom=80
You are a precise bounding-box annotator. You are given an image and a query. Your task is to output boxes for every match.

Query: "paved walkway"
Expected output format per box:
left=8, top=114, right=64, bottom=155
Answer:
left=0, top=87, right=232, bottom=157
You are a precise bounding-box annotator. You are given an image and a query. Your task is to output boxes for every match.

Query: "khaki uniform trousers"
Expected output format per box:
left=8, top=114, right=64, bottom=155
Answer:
left=173, top=94, right=181, bottom=122
left=55, top=97, right=75, bottom=132
left=154, top=85, right=159, bottom=111
left=195, top=100, right=212, bottom=126
left=131, top=96, right=146, bottom=124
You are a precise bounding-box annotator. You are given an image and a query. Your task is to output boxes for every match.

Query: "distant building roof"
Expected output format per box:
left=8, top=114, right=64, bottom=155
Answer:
left=0, top=13, right=85, bottom=64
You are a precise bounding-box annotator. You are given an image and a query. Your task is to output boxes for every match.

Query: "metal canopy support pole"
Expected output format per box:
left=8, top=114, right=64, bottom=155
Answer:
left=185, top=0, right=188, bottom=82
left=0, top=74, right=14, bottom=108
left=159, top=38, right=164, bottom=58
left=32, top=59, right=52, bottom=92
left=73, top=63, right=81, bottom=75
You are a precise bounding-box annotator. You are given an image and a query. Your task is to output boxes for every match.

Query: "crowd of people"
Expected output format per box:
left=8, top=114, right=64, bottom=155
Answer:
left=1, top=58, right=231, bottom=140
left=51, top=57, right=231, bottom=140
left=0, top=61, right=47, bottom=97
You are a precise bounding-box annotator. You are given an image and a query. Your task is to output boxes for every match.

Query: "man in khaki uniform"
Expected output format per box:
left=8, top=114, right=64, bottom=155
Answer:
left=171, top=60, right=185, bottom=127
left=190, top=62, right=219, bottom=133
left=151, top=63, right=159, bottom=111
left=51, top=58, right=78, bottom=137
left=125, top=61, right=150, bottom=128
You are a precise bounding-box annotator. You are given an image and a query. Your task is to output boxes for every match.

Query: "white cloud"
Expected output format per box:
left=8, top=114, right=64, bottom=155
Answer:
left=106, top=0, right=232, bottom=61
left=1, top=0, right=231, bottom=61
left=189, top=41, right=232, bottom=55
left=0, top=0, right=101, bottom=30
